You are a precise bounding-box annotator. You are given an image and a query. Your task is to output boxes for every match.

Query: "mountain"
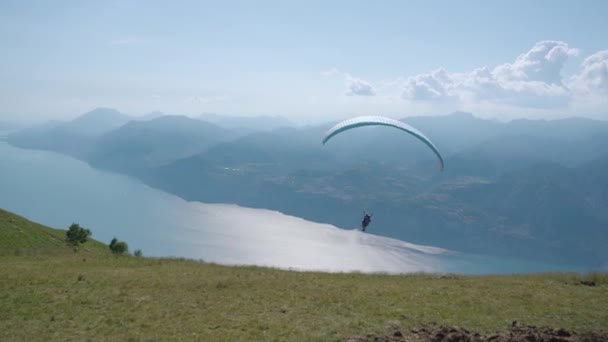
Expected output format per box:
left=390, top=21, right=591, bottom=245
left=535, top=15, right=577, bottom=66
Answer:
left=441, top=132, right=608, bottom=179
left=7, top=110, right=608, bottom=268
left=198, top=113, right=295, bottom=132
left=63, top=107, right=131, bottom=136
left=199, top=125, right=338, bottom=171
left=162, top=113, right=608, bottom=180
left=444, top=161, right=608, bottom=263
left=403, top=112, right=608, bottom=157
left=0, top=121, right=25, bottom=132
left=137, top=111, right=165, bottom=121
left=135, top=114, right=608, bottom=267
left=141, top=154, right=608, bottom=267
left=401, top=112, right=504, bottom=154
left=6, top=108, right=131, bottom=158
left=575, top=155, right=608, bottom=222
left=88, top=115, right=236, bottom=173
left=506, top=117, right=608, bottom=140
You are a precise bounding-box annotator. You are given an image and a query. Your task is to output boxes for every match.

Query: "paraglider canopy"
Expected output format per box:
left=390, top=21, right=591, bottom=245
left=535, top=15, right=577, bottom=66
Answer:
left=322, top=115, right=444, bottom=171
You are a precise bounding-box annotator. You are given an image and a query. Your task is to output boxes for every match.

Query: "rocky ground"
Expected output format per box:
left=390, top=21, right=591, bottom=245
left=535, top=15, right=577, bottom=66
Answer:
left=345, top=321, right=608, bottom=342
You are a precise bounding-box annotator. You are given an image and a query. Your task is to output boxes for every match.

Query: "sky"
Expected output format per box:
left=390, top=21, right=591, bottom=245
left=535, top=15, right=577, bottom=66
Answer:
left=1, top=0, right=607, bottom=123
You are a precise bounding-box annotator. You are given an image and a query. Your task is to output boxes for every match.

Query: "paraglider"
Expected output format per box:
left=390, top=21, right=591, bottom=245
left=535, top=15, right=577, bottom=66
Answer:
left=361, top=211, right=372, bottom=232
left=322, top=115, right=445, bottom=233
left=321, top=115, right=444, bottom=171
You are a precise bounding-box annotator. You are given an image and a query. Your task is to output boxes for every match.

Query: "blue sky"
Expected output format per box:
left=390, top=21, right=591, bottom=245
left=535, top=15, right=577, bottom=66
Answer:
left=1, top=0, right=607, bottom=122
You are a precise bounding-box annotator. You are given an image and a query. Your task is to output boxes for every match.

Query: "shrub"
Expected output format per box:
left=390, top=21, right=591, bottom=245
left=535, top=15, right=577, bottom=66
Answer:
left=134, top=249, right=143, bottom=257
left=66, top=223, right=92, bottom=246
left=109, top=237, right=129, bottom=255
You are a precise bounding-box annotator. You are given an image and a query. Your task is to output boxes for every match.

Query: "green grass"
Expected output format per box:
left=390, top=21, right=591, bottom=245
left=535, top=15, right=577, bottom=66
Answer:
left=1, top=209, right=607, bottom=341
left=0, top=208, right=108, bottom=255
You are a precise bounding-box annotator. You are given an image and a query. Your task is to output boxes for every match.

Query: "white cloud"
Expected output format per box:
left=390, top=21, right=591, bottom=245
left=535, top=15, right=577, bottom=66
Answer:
left=569, top=50, right=608, bottom=94
left=493, top=40, right=578, bottom=85
left=401, top=41, right=578, bottom=108
left=320, top=67, right=341, bottom=77
left=567, top=50, right=608, bottom=118
left=402, top=68, right=457, bottom=101
left=320, top=41, right=606, bottom=118
left=320, top=67, right=376, bottom=96
left=345, top=74, right=375, bottom=96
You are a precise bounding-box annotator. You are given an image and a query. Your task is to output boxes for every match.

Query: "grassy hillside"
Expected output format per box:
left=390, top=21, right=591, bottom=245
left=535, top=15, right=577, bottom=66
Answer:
left=0, top=208, right=108, bottom=255
left=1, top=209, right=606, bottom=341
left=1, top=254, right=607, bottom=341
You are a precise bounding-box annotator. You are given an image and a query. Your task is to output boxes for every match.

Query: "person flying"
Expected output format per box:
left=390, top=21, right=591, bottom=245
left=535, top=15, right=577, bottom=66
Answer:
left=322, top=116, right=444, bottom=234
left=361, top=212, right=372, bottom=232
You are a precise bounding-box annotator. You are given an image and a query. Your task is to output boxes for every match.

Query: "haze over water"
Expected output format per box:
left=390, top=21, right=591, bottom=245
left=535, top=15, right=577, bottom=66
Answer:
left=0, top=141, right=585, bottom=274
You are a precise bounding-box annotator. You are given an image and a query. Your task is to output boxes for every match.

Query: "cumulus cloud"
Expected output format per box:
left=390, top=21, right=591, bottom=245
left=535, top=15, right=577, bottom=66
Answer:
left=566, top=50, right=608, bottom=118
left=570, top=50, right=608, bottom=94
left=401, top=41, right=578, bottom=108
left=320, top=67, right=376, bottom=96
left=320, top=67, right=341, bottom=77
left=402, top=68, right=457, bottom=101
left=346, top=74, right=375, bottom=96
left=320, top=41, right=606, bottom=117
left=493, top=40, right=578, bottom=85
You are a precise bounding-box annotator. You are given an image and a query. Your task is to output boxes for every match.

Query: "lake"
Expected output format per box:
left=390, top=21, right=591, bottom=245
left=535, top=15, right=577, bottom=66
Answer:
left=0, top=141, right=589, bottom=274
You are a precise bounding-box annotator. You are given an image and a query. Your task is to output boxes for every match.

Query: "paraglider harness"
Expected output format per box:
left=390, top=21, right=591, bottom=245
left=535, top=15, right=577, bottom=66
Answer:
left=361, top=212, right=372, bottom=232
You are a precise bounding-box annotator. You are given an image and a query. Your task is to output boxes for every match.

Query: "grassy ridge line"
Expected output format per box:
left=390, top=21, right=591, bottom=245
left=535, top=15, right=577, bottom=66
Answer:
left=0, top=208, right=108, bottom=255
left=1, top=254, right=607, bottom=341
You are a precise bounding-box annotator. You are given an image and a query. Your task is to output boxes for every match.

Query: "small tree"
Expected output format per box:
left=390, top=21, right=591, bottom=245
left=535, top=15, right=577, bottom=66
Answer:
left=109, top=237, right=129, bottom=255
left=66, top=223, right=92, bottom=246
left=134, top=249, right=143, bottom=257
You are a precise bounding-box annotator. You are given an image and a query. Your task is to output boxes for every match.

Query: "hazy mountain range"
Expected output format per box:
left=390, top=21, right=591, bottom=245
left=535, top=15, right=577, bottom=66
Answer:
left=4, top=108, right=608, bottom=269
left=198, top=113, right=295, bottom=132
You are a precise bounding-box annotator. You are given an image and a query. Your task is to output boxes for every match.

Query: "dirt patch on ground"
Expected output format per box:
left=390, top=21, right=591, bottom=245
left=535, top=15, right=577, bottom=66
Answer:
left=344, top=321, right=608, bottom=342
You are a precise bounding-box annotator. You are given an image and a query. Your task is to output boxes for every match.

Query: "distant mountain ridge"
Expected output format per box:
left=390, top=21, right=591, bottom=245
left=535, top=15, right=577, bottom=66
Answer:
left=66, top=107, right=132, bottom=135
left=5, top=107, right=132, bottom=158
left=198, top=113, right=295, bottom=132
left=88, top=115, right=236, bottom=171
left=5, top=108, right=608, bottom=269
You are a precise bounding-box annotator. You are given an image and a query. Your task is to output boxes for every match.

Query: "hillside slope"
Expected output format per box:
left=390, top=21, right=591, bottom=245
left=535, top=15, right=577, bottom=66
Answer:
left=0, top=208, right=108, bottom=255
left=1, top=253, right=606, bottom=341
left=0, top=208, right=607, bottom=341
